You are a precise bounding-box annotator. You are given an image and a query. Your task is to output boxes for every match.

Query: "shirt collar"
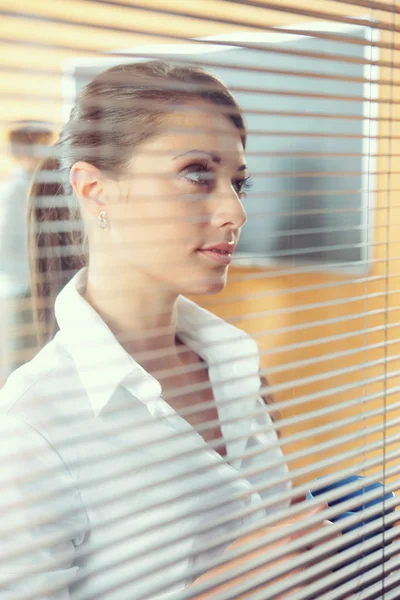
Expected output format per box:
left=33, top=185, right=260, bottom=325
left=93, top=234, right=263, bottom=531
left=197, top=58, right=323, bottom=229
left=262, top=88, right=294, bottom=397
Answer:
left=55, top=268, right=259, bottom=417
left=176, top=296, right=259, bottom=367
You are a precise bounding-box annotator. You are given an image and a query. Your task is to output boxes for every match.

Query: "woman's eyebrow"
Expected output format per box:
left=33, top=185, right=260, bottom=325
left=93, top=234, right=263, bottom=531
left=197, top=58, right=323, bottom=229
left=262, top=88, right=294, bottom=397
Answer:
left=173, top=150, right=247, bottom=172
left=173, top=150, right=222, bottom=163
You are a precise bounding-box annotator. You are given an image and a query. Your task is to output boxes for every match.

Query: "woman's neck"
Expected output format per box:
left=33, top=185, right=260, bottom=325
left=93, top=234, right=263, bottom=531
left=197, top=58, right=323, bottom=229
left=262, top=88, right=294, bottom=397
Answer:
left=84, top=266, right=180, bottom=362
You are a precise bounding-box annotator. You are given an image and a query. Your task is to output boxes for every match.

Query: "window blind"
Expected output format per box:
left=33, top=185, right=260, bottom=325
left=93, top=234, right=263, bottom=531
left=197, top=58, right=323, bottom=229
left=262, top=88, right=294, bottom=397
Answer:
left=0, top=1, right=400, bottom=599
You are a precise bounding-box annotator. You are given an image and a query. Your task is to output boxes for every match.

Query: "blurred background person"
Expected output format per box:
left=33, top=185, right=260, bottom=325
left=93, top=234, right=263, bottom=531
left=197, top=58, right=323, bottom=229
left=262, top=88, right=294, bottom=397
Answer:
left=0, top=120, right=53, bottom=382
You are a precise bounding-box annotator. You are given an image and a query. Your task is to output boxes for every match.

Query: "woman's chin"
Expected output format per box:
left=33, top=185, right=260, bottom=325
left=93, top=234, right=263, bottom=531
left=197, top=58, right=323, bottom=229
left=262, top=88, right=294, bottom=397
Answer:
left=185, top=273, right=227, bottom=296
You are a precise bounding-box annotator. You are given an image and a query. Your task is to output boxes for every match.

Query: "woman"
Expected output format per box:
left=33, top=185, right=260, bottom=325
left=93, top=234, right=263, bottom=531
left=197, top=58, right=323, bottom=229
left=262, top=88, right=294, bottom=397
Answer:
left=0, top=61, right=327, bottom=599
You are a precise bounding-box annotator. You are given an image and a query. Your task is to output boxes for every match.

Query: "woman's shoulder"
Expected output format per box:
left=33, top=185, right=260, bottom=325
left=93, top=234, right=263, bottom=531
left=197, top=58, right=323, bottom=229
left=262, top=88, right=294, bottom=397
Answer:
left=0, top=334, right=84, bottom=425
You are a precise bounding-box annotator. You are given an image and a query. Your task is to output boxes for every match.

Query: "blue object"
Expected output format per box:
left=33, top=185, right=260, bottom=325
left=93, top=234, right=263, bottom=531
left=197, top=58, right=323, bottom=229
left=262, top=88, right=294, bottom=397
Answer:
left=307, top=475, right=395, bottom=570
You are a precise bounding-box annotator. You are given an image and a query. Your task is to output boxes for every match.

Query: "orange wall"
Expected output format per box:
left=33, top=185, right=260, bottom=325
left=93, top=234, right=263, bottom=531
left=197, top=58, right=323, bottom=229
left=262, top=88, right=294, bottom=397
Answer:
left=1, top=0, right=399, bottom=487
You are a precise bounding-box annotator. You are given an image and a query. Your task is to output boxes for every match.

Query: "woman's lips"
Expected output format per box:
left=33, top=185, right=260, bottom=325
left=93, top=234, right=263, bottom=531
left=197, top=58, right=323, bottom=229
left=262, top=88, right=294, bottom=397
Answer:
left=196, top=248, right=233, bottom=265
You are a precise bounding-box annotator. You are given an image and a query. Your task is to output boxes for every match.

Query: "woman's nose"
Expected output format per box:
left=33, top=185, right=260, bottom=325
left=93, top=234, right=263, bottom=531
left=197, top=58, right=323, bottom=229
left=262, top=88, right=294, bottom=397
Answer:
left=210, top=184, right=247, bottom=230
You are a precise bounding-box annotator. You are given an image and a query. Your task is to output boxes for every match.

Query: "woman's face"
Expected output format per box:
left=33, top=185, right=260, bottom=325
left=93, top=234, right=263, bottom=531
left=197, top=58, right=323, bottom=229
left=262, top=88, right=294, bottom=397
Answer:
left=100, top=106, right=249, bottom=296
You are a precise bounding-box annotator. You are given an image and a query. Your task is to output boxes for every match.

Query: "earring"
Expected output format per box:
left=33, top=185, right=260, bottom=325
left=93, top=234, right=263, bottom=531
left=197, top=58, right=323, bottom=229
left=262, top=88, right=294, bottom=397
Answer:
left=98, top=210, right=109, bottom=229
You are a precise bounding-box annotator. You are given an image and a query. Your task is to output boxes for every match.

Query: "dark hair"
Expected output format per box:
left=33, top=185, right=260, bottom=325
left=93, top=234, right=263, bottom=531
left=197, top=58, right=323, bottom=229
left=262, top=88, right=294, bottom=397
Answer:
left=27, top=60, right=246, bottom=345
left=28, top=157, right=86, bottom=344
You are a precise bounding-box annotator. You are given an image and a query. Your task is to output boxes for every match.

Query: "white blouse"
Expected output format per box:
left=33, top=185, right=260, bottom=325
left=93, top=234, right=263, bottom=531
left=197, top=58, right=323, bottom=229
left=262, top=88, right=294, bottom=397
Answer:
left=0, top=269, right=291, bottom=600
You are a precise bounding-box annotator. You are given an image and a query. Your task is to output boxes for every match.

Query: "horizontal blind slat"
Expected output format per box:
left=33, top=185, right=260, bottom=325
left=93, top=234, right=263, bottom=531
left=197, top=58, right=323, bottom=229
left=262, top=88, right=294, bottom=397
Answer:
left=330, top=0, right=400, bottom=15
left=224, top=0, right=397, bottom=33
left=0, top=57, right=386, bottom=86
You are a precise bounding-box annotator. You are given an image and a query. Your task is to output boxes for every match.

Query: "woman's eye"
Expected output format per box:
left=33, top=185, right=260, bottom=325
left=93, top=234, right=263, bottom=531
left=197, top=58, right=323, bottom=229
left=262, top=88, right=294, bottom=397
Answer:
left=232, top=180, right=243, bottom=193
left=182, top=165, right=215, bottom=187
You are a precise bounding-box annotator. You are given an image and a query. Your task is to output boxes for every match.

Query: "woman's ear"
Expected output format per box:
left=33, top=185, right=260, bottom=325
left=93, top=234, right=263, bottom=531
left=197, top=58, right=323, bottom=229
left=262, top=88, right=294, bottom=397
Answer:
left=70, top=161, right=106, bottom=217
